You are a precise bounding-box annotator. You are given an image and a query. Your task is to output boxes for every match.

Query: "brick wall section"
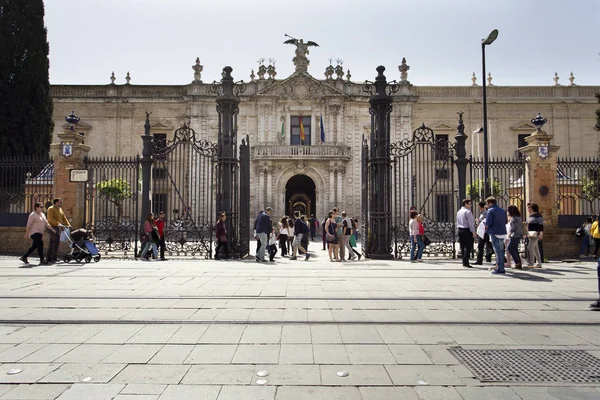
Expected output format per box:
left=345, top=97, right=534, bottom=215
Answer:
left=0, top=227, right=70, bottom=257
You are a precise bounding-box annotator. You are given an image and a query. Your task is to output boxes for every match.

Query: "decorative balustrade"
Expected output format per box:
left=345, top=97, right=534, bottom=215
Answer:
left=251, top=144, right=352, bottom=160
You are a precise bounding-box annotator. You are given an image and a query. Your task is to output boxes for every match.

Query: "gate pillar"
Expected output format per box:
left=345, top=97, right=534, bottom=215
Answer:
left=363, top=66, right=398, bottom=259
left=454, top=112, right=468, bottom=207
left=140, top=112, right=153, bottom=238
left=49, top=112, right=90, bottom=229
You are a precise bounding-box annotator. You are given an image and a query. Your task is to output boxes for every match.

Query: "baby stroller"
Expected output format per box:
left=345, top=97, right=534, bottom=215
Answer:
left=62, top=228, right=101, bottom=263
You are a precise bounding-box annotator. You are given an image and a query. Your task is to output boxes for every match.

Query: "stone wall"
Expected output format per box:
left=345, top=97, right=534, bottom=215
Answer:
left=543, top=227, right=581, bottom=260
left=0, top=227, right=70, bottom=258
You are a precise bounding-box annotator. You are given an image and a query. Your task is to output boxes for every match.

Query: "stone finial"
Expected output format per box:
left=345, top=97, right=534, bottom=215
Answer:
left=334, top=59, right=344, bottom=80
left=192, top=57, right=203, bottom=84
left=324, top=62, right=334, bottom=80
left=125, top=72, right=131, bottom=85
left=553, top=72, right=560, bottom=86
left=346, top=69, right=351, bottom=82
left=487, top=72, right=494, bottom=86
left=267, top=62, right=277, bottom=80
left=531, top=113, right=547, bottom=131
left=399, top=57, right=410, bottom=83
left=569, top=71, right=575, bottom=86
left=110, top=71, right=116, bottom=85
left=471, top=72, right=478, bottom=86
left=250, top=69, right=255, bottom=82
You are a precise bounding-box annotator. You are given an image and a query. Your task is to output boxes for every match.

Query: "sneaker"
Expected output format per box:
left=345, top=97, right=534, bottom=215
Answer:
left=305, top=254, right=310, bottom=261
left=357, top=254, right=362, bottom=260
left=39, top=259, right=48, bottom=265
left=491, top=269, right=506, bottom=274
left=290, top=256, right=297, bottom=260
left=580, top=254, right=587, bottom=258
left=589, top=300, right=600, bottom=310
left=19, top=256, right=28, bottom=264
left=533, top=263, right=542, bottom=268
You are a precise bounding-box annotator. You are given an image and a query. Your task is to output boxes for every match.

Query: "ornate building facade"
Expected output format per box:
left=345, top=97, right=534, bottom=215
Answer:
left=49, top=48, right=599, bottom=221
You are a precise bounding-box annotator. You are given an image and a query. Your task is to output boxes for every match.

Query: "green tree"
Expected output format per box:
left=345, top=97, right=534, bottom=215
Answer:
left=0, top=0, right=54, bottom=156
left=581, top=170, right=600, bottom=215
left=96, top=179, right=132, bottom=222
left=466, top=179, right=503, bottom=201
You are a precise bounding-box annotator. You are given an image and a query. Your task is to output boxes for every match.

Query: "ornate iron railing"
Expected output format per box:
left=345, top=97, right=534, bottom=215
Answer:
left=0, top=155, right=54, bottom=215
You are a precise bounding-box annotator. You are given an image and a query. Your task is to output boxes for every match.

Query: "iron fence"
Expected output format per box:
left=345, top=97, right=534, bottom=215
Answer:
left=557, top=157, right=600, bottom=216
left=0, top=155, right=54, bottom=216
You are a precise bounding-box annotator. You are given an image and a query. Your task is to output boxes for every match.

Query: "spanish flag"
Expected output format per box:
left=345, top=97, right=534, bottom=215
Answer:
left=299, top=114, right=306, bottom=143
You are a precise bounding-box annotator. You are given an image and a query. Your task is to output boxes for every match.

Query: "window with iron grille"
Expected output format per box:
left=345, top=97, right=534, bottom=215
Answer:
left=152, top=193, right=167, bottom=215
left=436, top=194, right=451, bottom=222
left=152, top=166, right=167, bottom=179
left=434, top=134, right=449, bottom=160
left=436, top=169, right=450, bottom=180
left=291, top=116, right=311, bottom=145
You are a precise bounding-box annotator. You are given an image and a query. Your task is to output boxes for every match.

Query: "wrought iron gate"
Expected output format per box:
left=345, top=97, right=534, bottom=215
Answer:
left=237, top=136, right=251, bottom=258
left=84, top=156, right=140, bottom=255
left=389, top=124, right=456, bottom=258
left=152, top=124, right=217, bottom=258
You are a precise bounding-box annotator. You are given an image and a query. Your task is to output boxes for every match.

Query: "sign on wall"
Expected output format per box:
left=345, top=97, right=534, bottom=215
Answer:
left=69, top=169, right=89, bottom=182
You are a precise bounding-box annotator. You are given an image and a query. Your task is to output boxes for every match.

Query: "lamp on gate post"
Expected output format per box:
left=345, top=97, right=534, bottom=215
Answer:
left=481, top=29, right=498, bottom=198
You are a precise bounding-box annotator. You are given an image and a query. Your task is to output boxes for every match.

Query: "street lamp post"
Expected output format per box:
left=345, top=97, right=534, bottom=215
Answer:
left=481, top=29, right=498, bottom=198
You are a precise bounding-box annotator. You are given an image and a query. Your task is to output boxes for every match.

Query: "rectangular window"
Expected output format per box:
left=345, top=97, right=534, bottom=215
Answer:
left=434, top=134, right=449, bottom=160
left=152, top=193, right=167, bottom=215
left=152, top=166, right=167, bottom=179
left=436, top=169, right=450, bottom=180
left=290, top=116, right=311, bottom=146
left=517, top=134, right=528, bottom=149
left=435, top=194, right=450, bottom=222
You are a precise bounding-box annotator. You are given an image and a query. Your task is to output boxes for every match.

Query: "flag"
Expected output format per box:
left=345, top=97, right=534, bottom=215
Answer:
left=281, top=113, right=285, bottom=141
left=299, top=114, right=306, bottom=143
left=320, top=114, right=325, bottom=143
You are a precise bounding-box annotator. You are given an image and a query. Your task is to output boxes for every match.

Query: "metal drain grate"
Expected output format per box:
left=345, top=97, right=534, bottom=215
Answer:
left=449, top=348, right=600, bottom=383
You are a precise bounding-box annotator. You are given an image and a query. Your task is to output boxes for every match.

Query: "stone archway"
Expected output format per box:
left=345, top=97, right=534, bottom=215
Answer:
left=285, top=175, right=316, bottom=217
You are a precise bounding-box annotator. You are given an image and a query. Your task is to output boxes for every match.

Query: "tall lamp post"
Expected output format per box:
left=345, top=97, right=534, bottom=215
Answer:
left=481, top=29, right=498, bottom=198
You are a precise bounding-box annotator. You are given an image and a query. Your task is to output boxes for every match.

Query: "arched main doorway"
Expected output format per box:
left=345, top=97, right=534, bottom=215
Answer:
left=285, top=174, right=316, bottom=217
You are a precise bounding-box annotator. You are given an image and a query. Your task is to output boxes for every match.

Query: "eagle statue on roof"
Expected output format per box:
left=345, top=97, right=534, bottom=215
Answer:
left=284, top=34, right=319, bottom=72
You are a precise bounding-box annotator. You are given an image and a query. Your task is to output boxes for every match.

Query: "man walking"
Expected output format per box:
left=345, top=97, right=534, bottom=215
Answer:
left=309, top=214, right=317, bottom=241
left=342, top=211, right=355, bottom=260
left=46, top=198, right=71, bottom=263
left=590, top=258, right=600, bottom=309
left=333, top=208, right=345, bottom=261
left=484, top=196, right=508, bottom=275
left=254, top=207, right=272, bottom=262
left=474, top=201, right=493, bottom=265
left=456, top=199, right=476, bottom=268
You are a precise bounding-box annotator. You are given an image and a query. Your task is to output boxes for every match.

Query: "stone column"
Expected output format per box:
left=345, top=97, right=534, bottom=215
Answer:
left=329, top=167, right=335, bottom=207
left=49, top=120, right=91, bottom=229
left=518, top=113, right=566, bottom=259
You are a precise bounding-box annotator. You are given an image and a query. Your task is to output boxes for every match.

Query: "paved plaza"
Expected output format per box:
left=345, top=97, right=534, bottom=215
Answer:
left=0, top=243, right=599, bottom=399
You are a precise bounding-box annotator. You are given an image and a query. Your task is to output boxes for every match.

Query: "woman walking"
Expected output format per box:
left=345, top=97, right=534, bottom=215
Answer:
left=278, top=217, right=289, bottom=257
left=214, top=212, right=229, bottom=260
left=409, top=210, right=424, bottom=262
left=526, top=203, right=543, bottom=268
left=20, top=202, right=55, bottom=265
left=140, top=213, right=158, bottom=261
left=325, top=211, right=340, bottom=262
left=507, top=205, right=523, bottom=269
left=581, top=216, right=593, bottom=258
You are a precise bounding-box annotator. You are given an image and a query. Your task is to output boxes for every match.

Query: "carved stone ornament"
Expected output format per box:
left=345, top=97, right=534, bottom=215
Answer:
left=569, top=71, right=575, bottom=86
left=553, top=72, right=560, bottom=86
left=125, top=72, right=131, bottom=85
left=192, top=57, right=203, bottom=83
left=399, top=57, right=410, bottom=82
left=471, top=72, right=477, bottom=86
left=110, top=72, right=116, bottom=85
left=538, top=143, right=549, bottom=159
left=62, top=142, right=73, bottom=158
left=256, top=72, right=344, bottom=101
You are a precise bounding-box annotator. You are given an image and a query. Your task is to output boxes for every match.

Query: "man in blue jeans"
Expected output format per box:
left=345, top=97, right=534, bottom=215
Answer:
left=591, top=258, right=600, bottom=309
left=484, top=196, right=508, bottom=274
left=254, top=207, right=272, bottom=262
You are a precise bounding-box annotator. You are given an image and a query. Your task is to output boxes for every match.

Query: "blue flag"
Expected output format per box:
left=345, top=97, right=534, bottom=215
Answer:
left=320, top=115, right=325, bottom=143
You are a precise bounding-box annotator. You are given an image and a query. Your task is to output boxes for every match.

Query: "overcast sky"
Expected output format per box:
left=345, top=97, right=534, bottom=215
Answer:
left=44, top=0, right=599, bottom=86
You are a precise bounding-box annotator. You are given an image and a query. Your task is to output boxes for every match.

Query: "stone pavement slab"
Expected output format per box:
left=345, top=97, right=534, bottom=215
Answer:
left=0, top=383, right=70, bottom=399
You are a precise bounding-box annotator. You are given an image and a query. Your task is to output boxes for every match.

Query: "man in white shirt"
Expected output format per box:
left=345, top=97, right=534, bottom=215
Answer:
left=456, top=199, right=476, bottom=268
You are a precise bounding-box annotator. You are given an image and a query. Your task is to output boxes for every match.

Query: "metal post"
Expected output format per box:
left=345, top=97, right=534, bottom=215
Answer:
left=140, top=112, right=153, bottom=249
left=364, top=66, right=397, bottom=259
left=454, top=112, right=468, bottom=207
left=482, top=43, right=490, bottom=198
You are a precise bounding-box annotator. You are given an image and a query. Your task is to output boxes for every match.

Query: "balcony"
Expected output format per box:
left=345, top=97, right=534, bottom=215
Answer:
left=251, top=144, right=353, bottom=161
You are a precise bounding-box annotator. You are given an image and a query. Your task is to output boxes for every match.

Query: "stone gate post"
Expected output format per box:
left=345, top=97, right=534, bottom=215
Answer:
left=454, top=112, right=468, bottom=207
left=49, top=112, right=90, bottom=229
left=518, top=113, right=566, bottom=259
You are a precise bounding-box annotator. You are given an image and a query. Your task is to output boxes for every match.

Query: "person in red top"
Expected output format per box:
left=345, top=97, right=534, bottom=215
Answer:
left=413, top=214, right=425, bottom=261
left=156, top=211, right=167, bottom=261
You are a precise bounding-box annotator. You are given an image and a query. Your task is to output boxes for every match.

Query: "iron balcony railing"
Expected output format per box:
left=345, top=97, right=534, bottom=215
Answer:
left=251, top=144, right=352, bottom=160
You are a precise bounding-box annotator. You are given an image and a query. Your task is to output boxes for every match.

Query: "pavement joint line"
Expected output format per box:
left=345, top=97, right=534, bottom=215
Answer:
left=0, top=296, right=594, bottom=301
left=2, top=319, right=600, bottom=325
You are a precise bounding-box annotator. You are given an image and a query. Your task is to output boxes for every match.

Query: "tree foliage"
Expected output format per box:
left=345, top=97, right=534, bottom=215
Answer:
left=581, top=170, right=600, bottom=215
left=0, top=1, right=54, bottom=156
left=96, top=179, right=132, bottom=222
left=466, top=179, right=503, bottom=201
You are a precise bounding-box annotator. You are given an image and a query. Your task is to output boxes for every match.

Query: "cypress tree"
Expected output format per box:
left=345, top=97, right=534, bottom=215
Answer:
left=0, top=0, right=54, bottom=156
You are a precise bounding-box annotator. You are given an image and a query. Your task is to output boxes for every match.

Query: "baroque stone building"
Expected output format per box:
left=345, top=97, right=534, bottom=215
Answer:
left=49, top=49, right=599, bottom=221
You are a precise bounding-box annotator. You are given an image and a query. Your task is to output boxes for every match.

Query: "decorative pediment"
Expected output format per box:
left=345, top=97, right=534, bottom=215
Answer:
left=430, top=121, right=455, bottom=131
left=255, top=71, right=345, bottom=101
left=510, top=121, right=536, bottom=131
left=150, top=121, right=173, bottom=130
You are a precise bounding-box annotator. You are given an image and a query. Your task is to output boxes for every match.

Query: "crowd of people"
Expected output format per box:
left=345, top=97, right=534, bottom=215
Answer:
left=247, top=206, right=361, bottom=263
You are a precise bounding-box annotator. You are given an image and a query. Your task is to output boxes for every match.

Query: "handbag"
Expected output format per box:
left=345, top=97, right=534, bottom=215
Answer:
left=527, top=231, right=538, bottom=239
left=150, top=228, right=159, bottom=242
left=422, top=235, right=431, bottom=246
left=326, top=232, right=335, bottom=241
left=575, top=226, right=584, bottom=237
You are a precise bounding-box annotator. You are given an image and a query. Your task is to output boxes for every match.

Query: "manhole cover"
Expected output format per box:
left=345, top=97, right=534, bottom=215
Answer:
left=449, top=348, right=600, bottom=383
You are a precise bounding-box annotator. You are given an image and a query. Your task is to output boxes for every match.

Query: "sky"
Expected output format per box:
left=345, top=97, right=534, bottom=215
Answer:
left=44, top=0, right=600, bottom=86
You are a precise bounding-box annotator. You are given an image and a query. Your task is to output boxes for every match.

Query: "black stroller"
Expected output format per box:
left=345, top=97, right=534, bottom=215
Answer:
left=62, top=228, right=101, bottom=263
